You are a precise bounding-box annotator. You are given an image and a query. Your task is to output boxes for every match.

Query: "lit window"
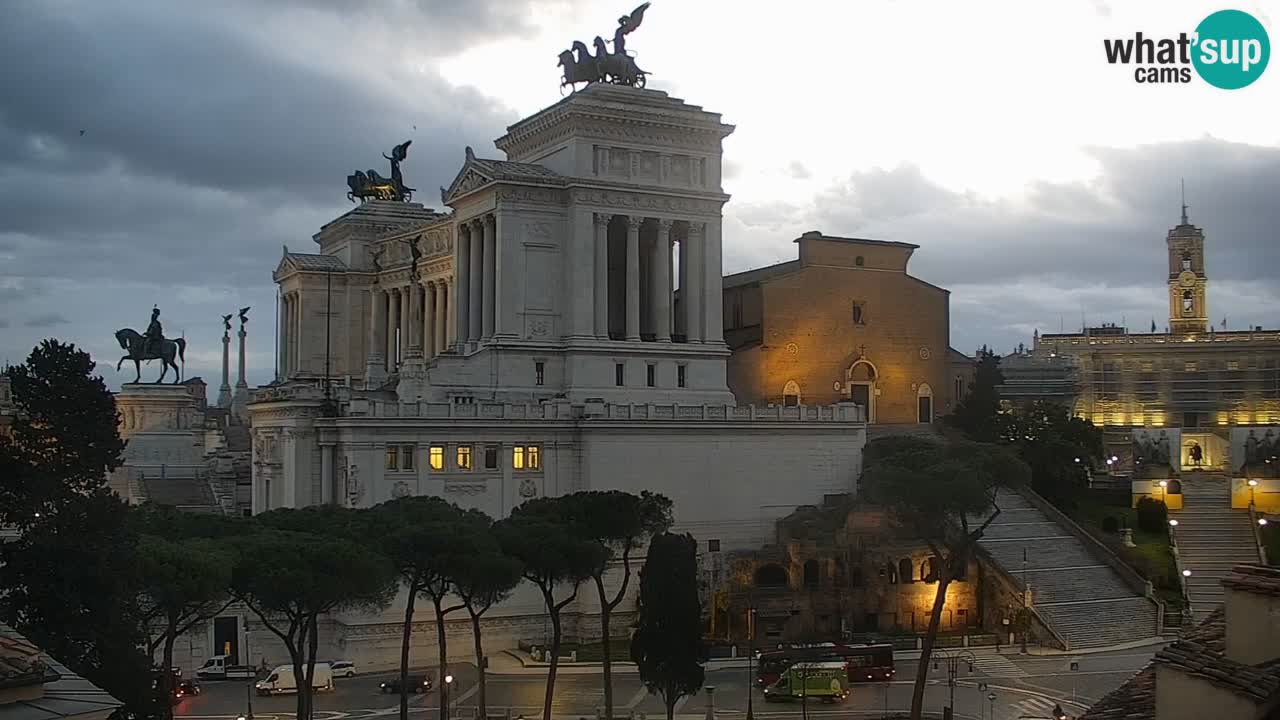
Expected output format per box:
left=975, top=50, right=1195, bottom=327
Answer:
left=528, top=445, right=541, bottom=470
left=484, top=445, right=499, bottom=470
left=456, top=445, right=472, bottom=470
left=615, top=363, right=625, bottom=386
left=647, top=364, right=656, bottom=387
left=401, top=446, right=415, bottom=471
left=535, top=361, right=545, bottom=386
left=385, top=447, right=398, bottom=471
left=513, top=446, right=525, bottom=470
left=429, top=446, right=444, bottom=470
left=677, top=365, right=687, bottom=388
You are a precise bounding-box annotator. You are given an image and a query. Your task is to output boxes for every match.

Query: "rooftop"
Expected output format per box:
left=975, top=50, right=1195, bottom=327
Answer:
left=1221, top=564, right=1280, bottom=598
left=794, top=230, right=919, bottom=250
left=0, top=625, right=121, bottom=720
left=281, top=252, right=348, bottom=272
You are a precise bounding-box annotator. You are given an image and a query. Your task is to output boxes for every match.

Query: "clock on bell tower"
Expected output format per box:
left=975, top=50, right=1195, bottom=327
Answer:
left=1167, top=198, right=1207, bottom=334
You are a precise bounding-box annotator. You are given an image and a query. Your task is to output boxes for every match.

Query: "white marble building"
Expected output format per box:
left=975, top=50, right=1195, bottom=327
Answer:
left=229, top=84, right=868, bottom=672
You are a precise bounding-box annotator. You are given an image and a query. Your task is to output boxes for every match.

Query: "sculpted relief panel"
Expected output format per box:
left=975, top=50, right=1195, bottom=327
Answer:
left=570, top=189, right=722, bottom=217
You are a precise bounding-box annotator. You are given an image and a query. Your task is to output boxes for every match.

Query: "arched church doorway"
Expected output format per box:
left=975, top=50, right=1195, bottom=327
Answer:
left=917, top=383, right=934, bottom=424
left=783, top=380, right=801, bottom=407
left=847, top=360, right=877, bottom=423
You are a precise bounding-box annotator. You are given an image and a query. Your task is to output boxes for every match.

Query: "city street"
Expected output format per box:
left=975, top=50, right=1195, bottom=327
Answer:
left=175, top=647, right=1158, bottom=720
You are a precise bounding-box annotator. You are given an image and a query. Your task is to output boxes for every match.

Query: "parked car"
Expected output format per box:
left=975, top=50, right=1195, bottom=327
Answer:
left=380, top=675, right=433, bottom=694
left=330, top=660, right=357, bottom=678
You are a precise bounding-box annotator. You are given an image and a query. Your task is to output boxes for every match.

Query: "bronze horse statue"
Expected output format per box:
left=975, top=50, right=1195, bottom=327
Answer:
left=115, top=328, right=186, bottom=384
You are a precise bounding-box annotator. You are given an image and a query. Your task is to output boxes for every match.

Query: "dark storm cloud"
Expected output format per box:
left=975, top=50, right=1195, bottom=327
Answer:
left=0, top=0, right=535, bottom=389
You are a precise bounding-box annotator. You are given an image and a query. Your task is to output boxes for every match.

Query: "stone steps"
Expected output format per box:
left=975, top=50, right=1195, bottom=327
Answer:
left=977, top=490, right=1160, bottom=650
left=1170, top=479, right=1260, bottom=620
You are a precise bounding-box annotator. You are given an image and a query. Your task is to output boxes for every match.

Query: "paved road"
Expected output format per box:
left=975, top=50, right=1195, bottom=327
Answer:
left=177, top=648, right=1156, bottom=720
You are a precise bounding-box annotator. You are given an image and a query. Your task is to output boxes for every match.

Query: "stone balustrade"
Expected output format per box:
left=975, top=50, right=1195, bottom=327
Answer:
left=345, top=398, right=865, bottom=423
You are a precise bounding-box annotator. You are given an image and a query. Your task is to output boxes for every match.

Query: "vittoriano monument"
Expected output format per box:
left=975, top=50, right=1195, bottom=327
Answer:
left=116, top=306, right=187, bottom=384
left=558, top=2, right=650, bottom=92
left=347, top=140, right=415, bottom=203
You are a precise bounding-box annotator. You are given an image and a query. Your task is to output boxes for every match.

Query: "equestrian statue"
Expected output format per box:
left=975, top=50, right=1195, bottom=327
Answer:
left=347, top=140, right=415, bottom=203
left=559, top=2, right=650, bottom=93
left=115, top=306, right=187, bottom=384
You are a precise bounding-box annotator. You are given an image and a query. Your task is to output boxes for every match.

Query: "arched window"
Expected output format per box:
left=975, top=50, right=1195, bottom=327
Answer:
left=1182, top=290, right=1194, bottom=315
left=849, top=362, right=876, bottom=382
left=783, top=380, right=801, bottom=407
left=803, top=559, right=819, bottom=588
left=754, top=564, right=788, bottom=588
left=855, top=255, right=865, bottom=267
left=917, top=383, right=934, bottom=424
left=1181, top=253, right=1192, bottom=271
left=898, top=558, right=914, bottom=584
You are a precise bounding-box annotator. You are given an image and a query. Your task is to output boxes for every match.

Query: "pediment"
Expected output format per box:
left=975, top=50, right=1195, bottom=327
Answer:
left=443, top=163, right=495, bottom=205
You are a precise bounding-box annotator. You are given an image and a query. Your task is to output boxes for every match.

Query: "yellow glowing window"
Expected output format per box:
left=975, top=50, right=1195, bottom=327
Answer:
left=429, top=446, right=444, bottom=470
left=384, top=447, right=398, bottom=471
left=528, top=445, right=541, bottom=470
left=456, top=445, right=472, bottom=470
left=513, top=446, right=525, bottom=470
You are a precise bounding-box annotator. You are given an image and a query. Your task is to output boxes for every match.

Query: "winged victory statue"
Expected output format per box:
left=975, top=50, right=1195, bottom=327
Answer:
left=559, top=2, right=651, bottom=92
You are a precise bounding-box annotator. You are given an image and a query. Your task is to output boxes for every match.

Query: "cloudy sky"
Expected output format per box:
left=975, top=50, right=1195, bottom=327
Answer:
left=2, top=0, right=1277, bottom=394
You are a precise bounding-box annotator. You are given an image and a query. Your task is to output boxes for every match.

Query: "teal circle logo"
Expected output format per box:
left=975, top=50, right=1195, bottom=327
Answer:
left=1192, top=9, right=1270, bottom=89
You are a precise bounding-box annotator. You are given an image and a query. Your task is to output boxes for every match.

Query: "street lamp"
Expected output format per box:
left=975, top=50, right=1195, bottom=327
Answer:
left=745, top=606, right=756, bottom=720
left=931, top=649, right=976, bottom=719
left=442, top=674, right=454, bottom=720
left=1182, top=569, right=1192, bottom=578
left=1260, top=518, right=1269, bottom=527
left=1159, top=480, right=1169, bottom=503
left=987, top=692, right=997, bottom=720
left=1248, top=479, right=1259, bottom=507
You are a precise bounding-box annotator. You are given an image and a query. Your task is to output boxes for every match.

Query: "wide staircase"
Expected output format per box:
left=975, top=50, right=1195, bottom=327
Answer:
left=1171, top=473, right=1261, bottom=618
left=141, top=475, right=221, bottom=513
left=979, top=491, right=1161, bottom=649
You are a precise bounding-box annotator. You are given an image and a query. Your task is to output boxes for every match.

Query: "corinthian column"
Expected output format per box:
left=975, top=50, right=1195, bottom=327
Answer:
left=684, top=224, right=703, bottom=343
left=625, top=216, right=641, bottom=341
left=366, top=287, right=386, bottom=383
left=386, top=287, right=399, bottom=368
left=468, top=218, right=484, bottom=343
left=423, top=281, right=436, bottom=358
left=218, top=328, right=232, bottom=407
left=594, top=213, right=610, bottom=339
left=653, top=219, right=673, bottom=342
left=482, top=214, right=497, bottom=340
left=456, top=225, right=471, bottom=345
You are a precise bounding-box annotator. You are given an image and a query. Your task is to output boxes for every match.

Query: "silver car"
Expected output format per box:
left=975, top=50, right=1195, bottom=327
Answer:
left=329, top=660, right=357, bottom=678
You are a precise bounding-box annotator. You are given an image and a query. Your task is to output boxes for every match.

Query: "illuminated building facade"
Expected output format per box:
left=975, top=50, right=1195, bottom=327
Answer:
left=721, top=232, right=967, bottom=424
left=1027, top=211, right=1280, bottom=470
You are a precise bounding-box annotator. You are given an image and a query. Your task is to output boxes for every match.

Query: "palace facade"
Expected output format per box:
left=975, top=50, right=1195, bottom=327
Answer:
left=1020, top=210, right=1280, bottom=475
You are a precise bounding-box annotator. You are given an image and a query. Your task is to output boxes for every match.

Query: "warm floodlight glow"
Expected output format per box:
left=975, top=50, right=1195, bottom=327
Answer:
left=1182, top=569, right=1192, bottom=577
left=1168, top=519, right=1178, bottom=527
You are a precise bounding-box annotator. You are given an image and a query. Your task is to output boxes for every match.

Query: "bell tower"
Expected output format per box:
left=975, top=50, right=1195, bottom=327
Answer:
left=1167, top=186, right=1207, bottom=335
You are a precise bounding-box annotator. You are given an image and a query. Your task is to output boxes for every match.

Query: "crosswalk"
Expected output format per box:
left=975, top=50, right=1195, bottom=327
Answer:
left=968, top=653, right=1030, bottom=679
left=1011, top=695, right=1062, bottom=719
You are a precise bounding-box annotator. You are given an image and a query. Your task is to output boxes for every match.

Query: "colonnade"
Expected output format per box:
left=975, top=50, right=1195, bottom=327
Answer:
left=367, top=278, right=452, bottom=373
left=278, top=291, right=303, bottom=378
left=455, top=214, right=498, bottom=343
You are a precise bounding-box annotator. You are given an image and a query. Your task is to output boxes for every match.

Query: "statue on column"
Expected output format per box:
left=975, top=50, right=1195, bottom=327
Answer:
left=114, top=306, right=187, bottom=384
left=222, top=314, right=233, bottom=334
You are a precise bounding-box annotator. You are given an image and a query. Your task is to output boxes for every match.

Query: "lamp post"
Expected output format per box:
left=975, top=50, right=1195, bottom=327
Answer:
left=931, top=649, right=976, bottom=720
left=987, top=692, right=997, bottom=720
left=1159, top=480, right=1169, bottom=503
left=443, top=674, right=454, bottom=720
left=746, top=605, right=756, bottom=720
left=1248, top=479, right=1259, bottom=507
left=1168, top=518, right=1179, bottom=545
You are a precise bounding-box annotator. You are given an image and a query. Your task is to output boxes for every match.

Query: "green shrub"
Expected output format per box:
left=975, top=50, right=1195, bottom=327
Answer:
left=1135, top=497, right=1168, bottom=534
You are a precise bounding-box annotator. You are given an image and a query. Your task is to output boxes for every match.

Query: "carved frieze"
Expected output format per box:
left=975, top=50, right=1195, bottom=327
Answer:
left=444, top=482, right=487, bottom=496
left=450, top=169, right=493, bottom=198
left=495, top=187, right=563, bottom=205
left=570, top=189, right=722, bottom=216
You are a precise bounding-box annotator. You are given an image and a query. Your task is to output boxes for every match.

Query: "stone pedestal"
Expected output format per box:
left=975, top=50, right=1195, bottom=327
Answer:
left=395, top=356, right=429, bottom=402
left=114, top=384, right=209, bottom=503
left=233, top=327, right=249, bottom=420
left=217, top=334, right=233, bottom=408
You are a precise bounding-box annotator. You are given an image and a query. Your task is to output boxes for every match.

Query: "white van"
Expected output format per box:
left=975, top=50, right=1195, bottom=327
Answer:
left=255, top=664, right=334, bottom=696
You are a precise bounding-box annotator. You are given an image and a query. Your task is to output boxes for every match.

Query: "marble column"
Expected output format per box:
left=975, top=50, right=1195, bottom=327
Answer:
left=293, top=292, right=304, bottom=373
left=423, top=281, right=436, bottom=358
left=277, top=295, right=288, bottom=379
left=701, top=220, right=723, bottom=344
left=366, top=287, right=386, bottom=382
left=594, top=213, right=610, bottom=338
left=321, top=444, right=336, bottom=505
left=653, top=219, right=673, bottom=342
left=386, top=287, right=399, bottom=368
left=400, top=284, right=413, bottom=360
left=218, top=331, right=232, bottom=407
left=684, top=224, right=704, bottom=343
left=445, top=278, right=456, bottom=348
left=406, top=283, right=423, bottom=358
left=625, top=216, right=641, bottom=341
left=468, top=218, right=484, bottom=343
left=482, top=215, right=496, bottom=339
left=456, top=225, right=471, bottom=345
left=236, top=324, right=248, bottom=389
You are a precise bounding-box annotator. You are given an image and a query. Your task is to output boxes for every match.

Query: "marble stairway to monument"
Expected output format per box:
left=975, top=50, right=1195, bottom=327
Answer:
left=1171, top=474, right=1261, bottom=618
left=978, top=490, right=1161, bottom=649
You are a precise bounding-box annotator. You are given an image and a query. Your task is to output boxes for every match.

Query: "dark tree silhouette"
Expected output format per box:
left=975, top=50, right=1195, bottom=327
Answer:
left=630, top=533, right=705, bottom=720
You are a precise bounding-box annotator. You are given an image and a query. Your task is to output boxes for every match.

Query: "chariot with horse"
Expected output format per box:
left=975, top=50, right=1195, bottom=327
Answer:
left=558, top=2, right=651, bottom=93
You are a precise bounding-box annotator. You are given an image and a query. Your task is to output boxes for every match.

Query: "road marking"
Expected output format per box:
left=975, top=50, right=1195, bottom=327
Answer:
left=624, top=686, right=649, bottom=709
left=968, top=654, right=1029, bottom=679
